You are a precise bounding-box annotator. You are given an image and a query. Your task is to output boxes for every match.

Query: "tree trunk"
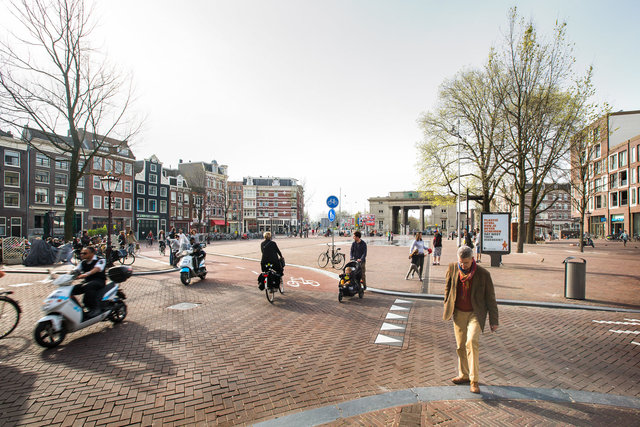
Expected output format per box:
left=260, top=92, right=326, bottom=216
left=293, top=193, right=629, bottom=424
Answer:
left=579, top=219, right=584, bottom=253
left=517, top=193, right=526, bottom=253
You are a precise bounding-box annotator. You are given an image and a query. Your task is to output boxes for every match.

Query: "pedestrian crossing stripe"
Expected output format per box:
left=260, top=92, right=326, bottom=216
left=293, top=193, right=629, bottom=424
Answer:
left=386, top=312, right=407, bottom=320
left=380, top=322, right=406, bottom=331
left=389, top=304, right=410, bottom=311
left=394, top=298, right=413, bottom=304
left=375, top=334, right=403, bottom=345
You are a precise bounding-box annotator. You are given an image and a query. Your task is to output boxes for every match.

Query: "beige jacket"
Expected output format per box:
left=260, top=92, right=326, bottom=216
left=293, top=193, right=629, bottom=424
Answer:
left=443, top=262, right=499, bottom=332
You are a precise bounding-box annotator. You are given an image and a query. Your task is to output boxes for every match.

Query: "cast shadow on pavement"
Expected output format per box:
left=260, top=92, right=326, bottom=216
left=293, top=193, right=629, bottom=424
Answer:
left=38, top=321, right=180, bottom=394
left=0, top=364, right=37, bottom=426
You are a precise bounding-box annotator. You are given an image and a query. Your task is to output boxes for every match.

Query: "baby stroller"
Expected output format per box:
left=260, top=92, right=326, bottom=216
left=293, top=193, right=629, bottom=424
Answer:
left=338, top=261, right=364, bottom=302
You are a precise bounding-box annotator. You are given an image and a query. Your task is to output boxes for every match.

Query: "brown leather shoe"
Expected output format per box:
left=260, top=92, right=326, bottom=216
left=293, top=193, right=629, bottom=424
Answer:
left=470, top=382, right=480, bottom=393
left=451, top=376, right=470, bottom=385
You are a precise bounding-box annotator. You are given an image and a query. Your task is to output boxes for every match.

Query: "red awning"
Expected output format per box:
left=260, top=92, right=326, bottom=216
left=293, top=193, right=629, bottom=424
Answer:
left=211, top=220, right=227, bottom=226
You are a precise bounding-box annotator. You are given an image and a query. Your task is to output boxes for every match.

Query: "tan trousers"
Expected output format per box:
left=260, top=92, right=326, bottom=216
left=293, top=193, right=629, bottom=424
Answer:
left=453, top=310, right=481, bottom=382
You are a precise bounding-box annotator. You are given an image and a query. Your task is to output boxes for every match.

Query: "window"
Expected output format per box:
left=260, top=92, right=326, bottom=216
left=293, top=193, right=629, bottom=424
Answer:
left=4, top=150, right=20, bottom=167
left=55, top=158, right=68, bottom=170
left=136, top=183, right=145, bottom=195
left=160, top=187, right=167, bottom=198
left=150, top=163, right=157, bottom=172
left=75, top=192, right=84, bottom=207
left=124, top=180, right=132, bottom=193
left=632, top=147, right=637, bottom=164
left=609, top=154, right=617, bottom=171
left=35, top=188, right=49, bottom=204
left=0, top=218, right=5, bottom=236
left=78, top=176, right=85, bottom=188
left=178, top=207, right=183, bottom=217
left=148, top=186, right=157, bottom=196
left=36, top=153, right=50, bottom=167
left=149, top=174, right=157, bottom=184
left=619, top=170, right=628, bottom=187
left=114, top=161, right=123, bottom=174
left=4, top=171, right=20, bottom=187
left=609, top=173, right=617, bottom=189
left=619, top=150, right=627, bottom=168
left=54, top=190, right=66, bottom=205
left=148, top=199, right=157, bottom=212
left=594, top=161, right=601, bottom=175
left=35, top=170, right=50, bottom=184
left=54, top=173, right=68, bottom=186
left=93, top=195, right=102, bottom=209
left=594, top=144, right=601, bottom=158
left=3, top=192, right=19, bottom=207
left=620, top=190, right=628, bottom=206
left=125, top=163, right=133, bottom=175
left=104, top=158, right=113, bottom=172
left=160, top=200, right=167, bottom=213
left=93, top=157, right=102, bottom=170
left=114, top=198, right=122, bottom=210
left=171, top=191, right=176, bottom=202
left=93, top=175, right=102, bottom=189
left=610, top=192, right=618, bottom=208
left=177, top=193, right=183, bottom=203
left=632, top=188, right=637, bottom=206
left=184, top=193, right=190, bottom=203
left=171, top=206, right=176, bottom=217
left=124, top=198, right=131, bottom=211
left=104, top=196, right=109, bottom=208
left=632, top=168, right=637, bottom=185
left=137, top=198, right=145, bottom=212
left=115, top=181, right=122, bottom=192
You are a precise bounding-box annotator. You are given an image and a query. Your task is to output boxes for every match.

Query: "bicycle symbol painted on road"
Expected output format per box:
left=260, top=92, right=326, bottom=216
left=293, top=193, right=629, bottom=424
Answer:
left=286, top=277, right=320, bottom=288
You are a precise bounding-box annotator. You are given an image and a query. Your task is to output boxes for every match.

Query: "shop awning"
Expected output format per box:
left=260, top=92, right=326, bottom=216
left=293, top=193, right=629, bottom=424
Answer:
left=210, top=220, right=227, bottom=226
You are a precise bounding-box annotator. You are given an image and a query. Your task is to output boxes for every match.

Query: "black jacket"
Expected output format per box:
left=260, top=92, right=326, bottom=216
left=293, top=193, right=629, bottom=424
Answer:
left=260, top=240, right=283, bottom=271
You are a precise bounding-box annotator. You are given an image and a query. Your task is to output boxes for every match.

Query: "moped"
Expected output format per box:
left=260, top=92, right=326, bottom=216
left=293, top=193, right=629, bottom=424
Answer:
left=34, top=266, right=131, bottom=348
left=178, top=246, right=207, bottom=286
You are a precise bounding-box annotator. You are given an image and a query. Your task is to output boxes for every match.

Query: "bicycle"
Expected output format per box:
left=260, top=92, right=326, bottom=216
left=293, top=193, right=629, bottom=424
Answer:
left=159, top=240, right=166, bottom=256
left=259, top=263, right=284, bottom=304
left=0, top=290, right=21, bottom=339
left=317, top=244, right=346, bottom=269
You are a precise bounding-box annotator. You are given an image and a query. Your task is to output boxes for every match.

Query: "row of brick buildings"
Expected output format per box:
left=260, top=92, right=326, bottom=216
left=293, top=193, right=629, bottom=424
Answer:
left=572, top=110, right=640, bottom=238
left=0, top=127, right=304, bottom=239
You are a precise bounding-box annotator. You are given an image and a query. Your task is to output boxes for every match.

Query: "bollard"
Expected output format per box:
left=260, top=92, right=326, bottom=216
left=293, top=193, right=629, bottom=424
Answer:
left=563, top=257, right=586, bottom=299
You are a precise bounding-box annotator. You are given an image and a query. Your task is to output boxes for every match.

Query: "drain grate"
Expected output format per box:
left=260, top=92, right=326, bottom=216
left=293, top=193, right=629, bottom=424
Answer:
left=167, top=302, right=200, bottom=310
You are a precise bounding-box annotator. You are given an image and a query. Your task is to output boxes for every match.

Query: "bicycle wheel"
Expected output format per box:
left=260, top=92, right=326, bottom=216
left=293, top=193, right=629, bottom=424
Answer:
left=123, top=253, right=135, bottom=265
left=332, top=253, right=346, bottom=270
left=266, top=286, right=275, bottom=303
left=279, top=277, right=285, bottom=294
left=0, top=296, right=20, bottom=339
left=317, top=252, right=329, bottom=268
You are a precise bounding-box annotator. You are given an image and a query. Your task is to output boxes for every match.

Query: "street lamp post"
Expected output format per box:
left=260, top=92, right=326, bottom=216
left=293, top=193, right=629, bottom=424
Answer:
left=100, top=173, right=120, bottom=264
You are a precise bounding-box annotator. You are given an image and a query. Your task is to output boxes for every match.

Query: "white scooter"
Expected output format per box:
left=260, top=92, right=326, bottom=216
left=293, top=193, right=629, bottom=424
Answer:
left=178, top=245, right=207, bottom=286
left=34, top=266, right=132, bottom=348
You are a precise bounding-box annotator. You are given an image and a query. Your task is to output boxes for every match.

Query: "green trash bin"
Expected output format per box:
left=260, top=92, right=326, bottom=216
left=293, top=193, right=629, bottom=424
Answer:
left=563, top=257, right=586, bottom=300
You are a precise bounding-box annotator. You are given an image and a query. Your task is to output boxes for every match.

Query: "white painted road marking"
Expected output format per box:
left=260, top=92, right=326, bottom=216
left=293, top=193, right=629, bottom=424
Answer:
left=593, top=320, right=640, bottom=325
left=374, top=334, right=403, bottom=345
left=380, top=322, right=406, bottom=331
left=608, top=330, right=640, bottom=335
left=9, top=283, right=35, bottom=287
left=394, top=298, right=413, bottom=304
left=385, top=312, right=407, bottom=320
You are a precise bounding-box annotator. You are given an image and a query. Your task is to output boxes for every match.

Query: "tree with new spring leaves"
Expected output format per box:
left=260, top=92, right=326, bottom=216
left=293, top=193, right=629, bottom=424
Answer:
left=0, top=0, right=138, bottom=240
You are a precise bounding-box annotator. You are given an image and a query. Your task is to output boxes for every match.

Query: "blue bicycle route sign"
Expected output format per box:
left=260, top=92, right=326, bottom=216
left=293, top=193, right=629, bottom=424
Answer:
left=326, top=195, right=339, bottom=208
left=328, top=208, right=336, bottom=222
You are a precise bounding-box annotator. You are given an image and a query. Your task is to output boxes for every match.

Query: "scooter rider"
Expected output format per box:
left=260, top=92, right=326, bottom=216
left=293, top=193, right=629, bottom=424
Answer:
left=189, top=236, right=206, bottom=271
left=72, top=246, right=107, bottom=318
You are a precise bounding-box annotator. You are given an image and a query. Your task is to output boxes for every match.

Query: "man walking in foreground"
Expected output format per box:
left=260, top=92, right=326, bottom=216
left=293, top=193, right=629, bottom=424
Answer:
left=443, top=245, right=499, bottom=393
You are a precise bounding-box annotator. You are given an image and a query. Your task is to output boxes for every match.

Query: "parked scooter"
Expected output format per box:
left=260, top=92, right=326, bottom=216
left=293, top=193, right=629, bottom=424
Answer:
left=178, top=243, right=207, bottom=286
left=33, top=266, right=131, bottom=348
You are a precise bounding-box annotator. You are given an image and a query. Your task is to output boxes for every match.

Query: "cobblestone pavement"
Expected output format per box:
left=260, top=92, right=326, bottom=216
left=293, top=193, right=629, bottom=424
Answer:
left=1, top=249, right=639, bottom=426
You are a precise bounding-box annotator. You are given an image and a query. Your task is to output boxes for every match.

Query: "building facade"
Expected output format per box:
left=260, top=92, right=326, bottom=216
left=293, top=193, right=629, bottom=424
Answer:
left=242, top=177, right=304, bottom=234
left=572, top=110, right=640, bottom=238
left=227, top=180, right=243, bottom=234
left=164, top=169, right=193, bottom=233
left=0, top=131, right=28, bottom=237
left=178, top=160, right=228, bottom=232
left=133, top=155, right=170, bottom=239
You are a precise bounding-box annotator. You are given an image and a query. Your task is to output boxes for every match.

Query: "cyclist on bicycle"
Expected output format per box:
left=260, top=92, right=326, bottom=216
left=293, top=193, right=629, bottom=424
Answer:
left=117, top=231, right=126, bottom=249
left=260, top=232, right=284, bottom=276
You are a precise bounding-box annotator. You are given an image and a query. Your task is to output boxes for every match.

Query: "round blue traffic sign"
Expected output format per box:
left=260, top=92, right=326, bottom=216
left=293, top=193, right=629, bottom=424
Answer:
left=326, top=195, right=339, bottom=208
left=328, top=208, right=336, bottom=222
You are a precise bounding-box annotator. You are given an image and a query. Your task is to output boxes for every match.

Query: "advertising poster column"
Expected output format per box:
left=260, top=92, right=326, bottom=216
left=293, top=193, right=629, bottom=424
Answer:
left=481, top=212, right=511, bottom=267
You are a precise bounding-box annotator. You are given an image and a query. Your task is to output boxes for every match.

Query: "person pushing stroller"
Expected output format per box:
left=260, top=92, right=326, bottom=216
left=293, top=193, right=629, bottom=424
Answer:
left=338, top=261, right=364, bottom=301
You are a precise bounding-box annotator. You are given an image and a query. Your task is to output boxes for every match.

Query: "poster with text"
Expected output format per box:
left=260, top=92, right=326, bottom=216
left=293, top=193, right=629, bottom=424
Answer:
left=481, top=213, right=511, bottom=253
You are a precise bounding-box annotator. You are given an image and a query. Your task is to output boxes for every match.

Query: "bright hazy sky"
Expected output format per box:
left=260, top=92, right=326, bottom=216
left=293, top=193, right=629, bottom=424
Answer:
left=2, top=0, right=640, bottom=219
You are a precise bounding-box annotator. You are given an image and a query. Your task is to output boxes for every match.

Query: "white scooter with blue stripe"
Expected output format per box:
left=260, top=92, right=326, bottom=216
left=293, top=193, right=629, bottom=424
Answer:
left=178, top=243, right=207, bottom=286
left=34, top=266, right=131, bottom=348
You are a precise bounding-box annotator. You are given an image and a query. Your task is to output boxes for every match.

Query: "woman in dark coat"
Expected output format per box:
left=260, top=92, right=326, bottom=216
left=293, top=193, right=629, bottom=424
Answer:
left=260, top=231, right=283, bottom=275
